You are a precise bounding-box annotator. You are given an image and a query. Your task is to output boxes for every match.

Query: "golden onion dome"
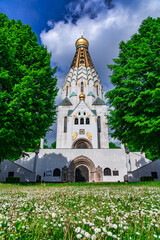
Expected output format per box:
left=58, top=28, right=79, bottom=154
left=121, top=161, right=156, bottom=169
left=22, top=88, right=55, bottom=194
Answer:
left=75, top=35, right=89, bottom=48
left=79, top=92, right=85, bottom=101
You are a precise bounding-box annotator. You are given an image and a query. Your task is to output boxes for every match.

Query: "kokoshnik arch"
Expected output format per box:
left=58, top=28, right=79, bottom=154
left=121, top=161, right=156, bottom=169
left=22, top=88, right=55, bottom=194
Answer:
left=1, top=36, right=158, bottom=183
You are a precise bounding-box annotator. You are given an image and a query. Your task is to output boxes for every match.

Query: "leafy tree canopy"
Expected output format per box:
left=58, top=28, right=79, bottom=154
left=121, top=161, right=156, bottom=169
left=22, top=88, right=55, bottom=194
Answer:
left=0, top=13, right=58, bottom=160
left=106, top=17, right=160, bottom=160
left=109, top=142, right=120, bottom=149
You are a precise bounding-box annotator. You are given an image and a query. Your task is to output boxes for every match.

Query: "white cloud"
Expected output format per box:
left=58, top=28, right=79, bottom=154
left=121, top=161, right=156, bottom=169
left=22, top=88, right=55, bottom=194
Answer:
left=41, top=0, right=160, bottom=92
left=40, top=0, right=160, bottom=144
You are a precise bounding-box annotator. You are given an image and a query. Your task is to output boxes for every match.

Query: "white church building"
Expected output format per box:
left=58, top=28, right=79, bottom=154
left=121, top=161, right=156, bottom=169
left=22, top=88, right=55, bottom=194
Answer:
left=1, top=36, right=160, bottom=183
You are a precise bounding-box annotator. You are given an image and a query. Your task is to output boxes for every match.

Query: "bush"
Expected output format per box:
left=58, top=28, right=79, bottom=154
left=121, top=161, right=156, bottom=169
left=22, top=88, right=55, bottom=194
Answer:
left=140, top=176, right=154, bottom=182
left=6, top=177, right=20, bottom=183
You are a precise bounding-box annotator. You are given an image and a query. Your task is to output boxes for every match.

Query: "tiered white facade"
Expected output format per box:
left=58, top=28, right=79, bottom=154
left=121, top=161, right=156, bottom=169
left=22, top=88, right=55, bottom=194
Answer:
left=56, top=36, right=109, bottom=149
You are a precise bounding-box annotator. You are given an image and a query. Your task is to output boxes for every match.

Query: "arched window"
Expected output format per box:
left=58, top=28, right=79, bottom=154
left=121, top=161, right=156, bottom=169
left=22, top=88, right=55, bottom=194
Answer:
left=97, top=116, right=101, bottom=132
left=66, top=86, right=68, bottom=96
left=86, top=118, right=90, bottom=124
left=78, top=112, right=81, bottom=115
left=75, top=118, right=78, bottom=124
left=97, top=85, right=99, bottom=96
left=81, top=82, right=84, bottom=92
left=83, top=112, right=86, bottom=115
left=80, top=118, right=84, bottom=124
left=104, top=168, right=111, bottom=176
left=53, top=168, right=61, bottom=177
left=64, top=116, right=67, bottom=132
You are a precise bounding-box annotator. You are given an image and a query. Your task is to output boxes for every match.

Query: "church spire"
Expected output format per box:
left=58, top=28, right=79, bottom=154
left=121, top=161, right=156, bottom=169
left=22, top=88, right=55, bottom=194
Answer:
left=70, top=35, right=94, bottom=69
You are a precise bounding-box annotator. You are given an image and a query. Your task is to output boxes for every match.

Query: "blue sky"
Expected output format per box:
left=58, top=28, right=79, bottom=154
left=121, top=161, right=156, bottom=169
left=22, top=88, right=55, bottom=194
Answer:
left=1, top=0, right=160, bottom=146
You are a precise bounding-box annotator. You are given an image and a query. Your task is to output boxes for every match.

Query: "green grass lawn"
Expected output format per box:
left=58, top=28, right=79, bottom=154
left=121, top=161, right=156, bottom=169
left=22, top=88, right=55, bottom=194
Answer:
left=0, top=182, right=159, bottom=240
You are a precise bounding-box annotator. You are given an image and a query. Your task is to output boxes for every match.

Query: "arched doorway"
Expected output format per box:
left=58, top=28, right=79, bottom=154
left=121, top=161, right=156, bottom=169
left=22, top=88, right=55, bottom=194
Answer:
left=72, top=138, right=93, bottom=149
left=62, top=156, right=103, bottom=182
left=68, top=156, right=96, bottom=182
left=75, top=165, right=89, bottom=182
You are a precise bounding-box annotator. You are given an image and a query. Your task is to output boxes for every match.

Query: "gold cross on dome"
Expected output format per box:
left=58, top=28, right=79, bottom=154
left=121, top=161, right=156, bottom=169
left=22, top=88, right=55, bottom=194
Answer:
left=80, top=30, right=84, bottom=38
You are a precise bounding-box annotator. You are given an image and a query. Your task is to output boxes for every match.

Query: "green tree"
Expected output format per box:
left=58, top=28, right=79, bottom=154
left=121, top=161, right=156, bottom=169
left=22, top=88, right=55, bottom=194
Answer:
left=109, top=142, right=120, bottom=149
left=0, top=13, right=58, bottom=160
left=50, top=141, right=56, bottom=149
left=106, top=17, right=160, bottom=160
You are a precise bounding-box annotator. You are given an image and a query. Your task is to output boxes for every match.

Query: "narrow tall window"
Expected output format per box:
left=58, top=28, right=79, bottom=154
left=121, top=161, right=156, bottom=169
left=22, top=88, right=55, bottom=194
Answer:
left=80, top=118, right=84, bottom=124
left=81, top=82, right=84, bottom=92
left=64, top=116, right=67, bottom=132
left=104, top=168, right=111, bottom=176
left=75, top=118, right=78, bottom=125
left=97, top=85, right=99, bottom=96
left=86, top=118, right=90, bottom=124
left=97, top=116, right=101, bottom=132
left=66, top=86, right=68, bottom=96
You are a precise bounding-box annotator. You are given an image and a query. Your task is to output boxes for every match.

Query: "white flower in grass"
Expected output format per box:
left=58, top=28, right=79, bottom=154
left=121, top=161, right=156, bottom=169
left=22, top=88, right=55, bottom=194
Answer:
left=153, top=235, right=157, bottom=238
left=91, top=235, right=96, bottom=240
left=113, top=235, right=117, bottom=239
left=113, top=224, right=117, bottom=229
left=81, top=229, right=85, bottom=234
left=58, top=224, right=61, bottom=227
left=102, top=227, right=107, bottom=232
left=85, top=232, right=90, bottom=238
left=76, top=233, right=82, bottom=239
left=52, top=213, right=56, bottom=218
left=43, top=225, right=47, bottom=228
left=75, top=227, right=81, bottom=233
left=94, top=228, right=101, bottom=234
left=107, top=231, right=112, bottom=237
left=136, top=232, right=140, bottom=235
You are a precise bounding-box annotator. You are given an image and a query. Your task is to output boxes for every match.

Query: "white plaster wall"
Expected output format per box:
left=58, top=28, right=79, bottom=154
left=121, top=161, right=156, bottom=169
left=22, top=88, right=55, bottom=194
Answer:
left=66, top=100, right=98, bottom=148
left=93, top=105, right=109, bottom=148
left=128, top=159, right=160, bottom=182
left=0, top=160, right=34, bottom=182
left=56, top=105, right=72, bottom=148
left=14, top=149, right=151, bottom=182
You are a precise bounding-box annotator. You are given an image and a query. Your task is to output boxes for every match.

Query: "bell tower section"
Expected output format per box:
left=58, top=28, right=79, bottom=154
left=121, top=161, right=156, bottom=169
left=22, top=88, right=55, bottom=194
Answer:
left=56, top=35, right=109, bottom=149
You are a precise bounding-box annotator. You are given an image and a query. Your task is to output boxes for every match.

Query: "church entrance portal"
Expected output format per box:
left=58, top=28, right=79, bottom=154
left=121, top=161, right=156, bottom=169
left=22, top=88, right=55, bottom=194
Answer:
left=75, top=165, right=89, bottom=182
left=62, top=156, right=103, bottom=182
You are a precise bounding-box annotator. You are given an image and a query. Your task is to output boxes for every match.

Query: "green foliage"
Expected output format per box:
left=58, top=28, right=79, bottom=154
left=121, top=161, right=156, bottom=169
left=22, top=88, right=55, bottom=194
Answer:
left=140, top=176, right=154, bottom=182
left=50, top=141, right=56, bottom=149
left=6, top=177, right=20, bottom=183
left=106, top=17, right=160, bottom=160
left=109, top=142, right=120, bottom=149
left=43, top=144, right=49, bottom=149
left=0, top=13, right=58, bottom=160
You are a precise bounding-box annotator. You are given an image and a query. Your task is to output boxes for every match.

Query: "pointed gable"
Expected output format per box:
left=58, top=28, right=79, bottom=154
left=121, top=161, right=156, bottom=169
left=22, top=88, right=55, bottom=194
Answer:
left=59, top=97, right=72, bottom=106
left=92, top=97, right=105, bottom=105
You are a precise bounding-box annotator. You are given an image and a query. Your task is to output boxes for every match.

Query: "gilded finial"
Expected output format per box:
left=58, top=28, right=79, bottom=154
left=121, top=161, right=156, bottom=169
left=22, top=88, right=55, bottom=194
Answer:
left=79, top=92, right=85, bottom=101
left=80, top=30, right=84, bottom=38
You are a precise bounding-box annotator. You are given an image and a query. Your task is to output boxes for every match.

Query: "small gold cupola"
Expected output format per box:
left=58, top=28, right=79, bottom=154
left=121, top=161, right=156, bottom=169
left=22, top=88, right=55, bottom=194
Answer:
left=79, top=92, right=85, bottom=101
left=70, top=35, right=94, bottom=69
left=75, top=35, right=89, bottom=49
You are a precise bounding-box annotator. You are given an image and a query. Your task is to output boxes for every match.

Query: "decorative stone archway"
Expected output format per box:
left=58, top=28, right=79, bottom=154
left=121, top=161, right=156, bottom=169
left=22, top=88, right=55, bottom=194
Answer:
left=72, top=138, right=93, bottom=149
left=62, top=156, right=103, bottom=182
